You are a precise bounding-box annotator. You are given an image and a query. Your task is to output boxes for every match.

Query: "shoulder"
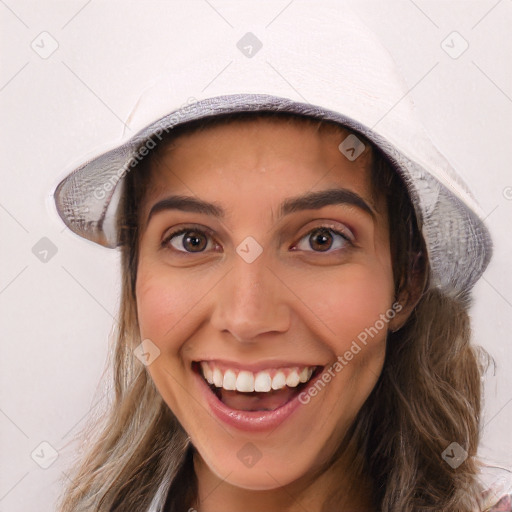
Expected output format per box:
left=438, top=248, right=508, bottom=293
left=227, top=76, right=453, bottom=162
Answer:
left=476, top=460, right=512, bottom=511
left=483, top=492, right=512, bottom=511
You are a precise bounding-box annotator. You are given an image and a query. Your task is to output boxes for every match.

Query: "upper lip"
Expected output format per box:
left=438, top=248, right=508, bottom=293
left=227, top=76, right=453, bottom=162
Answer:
left=193, top=358, right=325, bottom=373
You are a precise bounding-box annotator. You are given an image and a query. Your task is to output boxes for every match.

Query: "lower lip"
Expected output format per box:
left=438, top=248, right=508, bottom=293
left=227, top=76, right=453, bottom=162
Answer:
left=193, top=366, right=323, bottom=433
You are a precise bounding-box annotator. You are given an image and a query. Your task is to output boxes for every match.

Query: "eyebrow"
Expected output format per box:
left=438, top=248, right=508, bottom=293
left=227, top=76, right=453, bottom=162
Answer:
left=145, top=188, right=376, bottom=228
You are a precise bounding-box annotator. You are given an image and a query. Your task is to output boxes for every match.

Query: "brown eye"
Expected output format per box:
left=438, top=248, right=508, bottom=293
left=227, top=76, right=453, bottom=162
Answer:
left=295, top=226, right=352, bottom=253
left=309, top=228, right=334, bottom=252
left=163, top=228, right=211, bottom=253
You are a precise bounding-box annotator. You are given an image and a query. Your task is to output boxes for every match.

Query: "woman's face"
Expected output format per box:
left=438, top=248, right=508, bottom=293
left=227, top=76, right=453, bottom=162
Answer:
left=136, top=118, right=405, bottom=493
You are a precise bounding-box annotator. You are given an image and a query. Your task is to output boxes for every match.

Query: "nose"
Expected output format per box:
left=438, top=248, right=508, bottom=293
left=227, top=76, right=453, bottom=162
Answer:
left=209, top=253, right=291, bottom=343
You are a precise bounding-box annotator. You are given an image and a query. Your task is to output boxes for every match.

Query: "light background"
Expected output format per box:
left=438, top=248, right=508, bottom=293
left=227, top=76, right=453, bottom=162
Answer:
left=0, top=1, right=511, bottom=510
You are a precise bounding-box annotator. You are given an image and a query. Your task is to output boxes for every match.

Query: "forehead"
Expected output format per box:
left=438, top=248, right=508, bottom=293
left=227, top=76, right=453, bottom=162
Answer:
left=140, top=117, right=382, bottom=220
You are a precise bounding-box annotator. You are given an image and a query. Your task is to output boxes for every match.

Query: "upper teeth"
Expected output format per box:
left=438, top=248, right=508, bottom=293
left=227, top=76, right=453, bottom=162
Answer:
left=200, top=362, right=315, bottom=393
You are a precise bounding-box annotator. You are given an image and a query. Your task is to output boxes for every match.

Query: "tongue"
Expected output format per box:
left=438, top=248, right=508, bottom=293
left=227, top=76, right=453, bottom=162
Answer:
left=219, top=387, right=298, bottom=411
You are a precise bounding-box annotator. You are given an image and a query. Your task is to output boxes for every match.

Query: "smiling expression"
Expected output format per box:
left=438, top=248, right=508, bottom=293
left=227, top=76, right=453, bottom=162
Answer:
left=134, top=117, right=404, bottom=494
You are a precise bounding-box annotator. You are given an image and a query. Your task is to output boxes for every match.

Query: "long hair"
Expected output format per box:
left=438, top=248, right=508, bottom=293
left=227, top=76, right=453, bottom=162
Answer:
left=56, top=111, right=491, bottom=512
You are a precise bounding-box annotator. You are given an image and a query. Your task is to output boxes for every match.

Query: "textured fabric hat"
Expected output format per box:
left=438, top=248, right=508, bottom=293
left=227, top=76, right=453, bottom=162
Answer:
left=52, top=1, right=492, bottom=298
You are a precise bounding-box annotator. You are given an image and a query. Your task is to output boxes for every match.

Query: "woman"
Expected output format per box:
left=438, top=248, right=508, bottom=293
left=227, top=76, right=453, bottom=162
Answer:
left=52, top=2, right=510, bottom=511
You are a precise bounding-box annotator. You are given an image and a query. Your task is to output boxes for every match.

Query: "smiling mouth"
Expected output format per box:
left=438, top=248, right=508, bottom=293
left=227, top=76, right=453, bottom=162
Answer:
left=192, top=361, right=323, bottom=412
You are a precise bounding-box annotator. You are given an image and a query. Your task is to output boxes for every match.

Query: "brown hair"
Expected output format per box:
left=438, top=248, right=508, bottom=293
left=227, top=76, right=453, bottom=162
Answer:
left=56, top=111, right=491, bottom=511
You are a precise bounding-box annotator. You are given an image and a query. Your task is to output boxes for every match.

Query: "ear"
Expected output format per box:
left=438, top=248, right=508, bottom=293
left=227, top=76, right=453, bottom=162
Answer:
left=388, top=251, right=428, bottom=333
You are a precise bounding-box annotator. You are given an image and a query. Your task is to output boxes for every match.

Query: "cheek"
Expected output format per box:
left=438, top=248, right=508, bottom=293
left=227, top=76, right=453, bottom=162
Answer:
left=135, top=258, right=221, bottom=361
left=298, top=262, right=394, bottom=348
left=135, top=262, right=190, bottom=349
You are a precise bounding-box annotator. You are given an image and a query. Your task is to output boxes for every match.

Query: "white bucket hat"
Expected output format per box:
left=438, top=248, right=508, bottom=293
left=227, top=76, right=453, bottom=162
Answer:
left=52, top=1, right=492, bottom=298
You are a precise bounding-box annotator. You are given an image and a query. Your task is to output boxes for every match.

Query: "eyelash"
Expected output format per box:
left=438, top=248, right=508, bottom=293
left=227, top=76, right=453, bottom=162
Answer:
left=161, top=223, right=354, bottom=255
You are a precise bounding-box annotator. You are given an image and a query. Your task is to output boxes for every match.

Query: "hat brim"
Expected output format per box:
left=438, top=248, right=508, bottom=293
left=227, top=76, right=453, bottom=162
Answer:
left=53, top=93, right=492, bottom=297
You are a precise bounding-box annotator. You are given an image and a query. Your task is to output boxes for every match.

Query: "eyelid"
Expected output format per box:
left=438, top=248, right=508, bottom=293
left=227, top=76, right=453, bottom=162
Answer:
left=298, top=220, right=355, bottom=243
left=161, top=223, right=215, bottom=242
